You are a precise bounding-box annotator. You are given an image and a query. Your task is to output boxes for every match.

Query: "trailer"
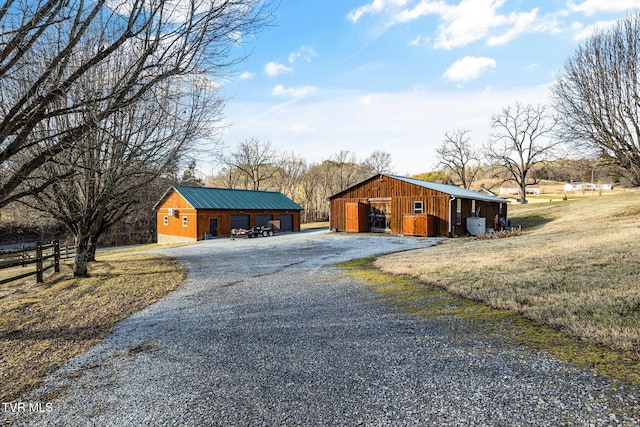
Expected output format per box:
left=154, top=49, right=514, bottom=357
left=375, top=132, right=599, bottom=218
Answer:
left=231, top=225, right=275, bottom=238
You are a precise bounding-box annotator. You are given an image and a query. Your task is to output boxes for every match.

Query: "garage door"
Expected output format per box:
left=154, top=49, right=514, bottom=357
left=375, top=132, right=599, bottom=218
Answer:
left=279, top=214, right=293, bottom=231
left=256, top=214, right=273, bottom=227
left=230, top=214, right=250, bottom=230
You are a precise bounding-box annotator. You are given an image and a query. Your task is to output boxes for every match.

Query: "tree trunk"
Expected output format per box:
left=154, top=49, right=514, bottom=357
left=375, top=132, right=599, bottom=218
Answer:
left=87, top=236, right=97, bottom=262
left=520, top=182, right=528, bottom=204
left=73, top=237, right=89, bottom=277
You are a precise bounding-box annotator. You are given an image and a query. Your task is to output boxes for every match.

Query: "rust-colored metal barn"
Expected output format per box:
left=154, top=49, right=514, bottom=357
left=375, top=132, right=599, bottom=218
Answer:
left=154, top=186, right=303, bottom=243
left=329, top=174, right=509, bottom=237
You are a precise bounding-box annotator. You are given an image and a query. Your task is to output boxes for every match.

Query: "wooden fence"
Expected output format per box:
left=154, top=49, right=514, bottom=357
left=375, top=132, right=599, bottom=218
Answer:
left=0, top=241, right=75, bottom=285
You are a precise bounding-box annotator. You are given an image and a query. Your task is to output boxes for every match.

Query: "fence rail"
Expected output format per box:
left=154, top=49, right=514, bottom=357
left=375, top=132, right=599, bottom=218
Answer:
left=0, top=241, right=75, bottom=286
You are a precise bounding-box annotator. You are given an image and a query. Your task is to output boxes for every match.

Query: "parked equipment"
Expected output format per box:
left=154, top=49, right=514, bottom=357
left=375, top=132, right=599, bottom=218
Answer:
left=231, top=225, right=275, bottom=238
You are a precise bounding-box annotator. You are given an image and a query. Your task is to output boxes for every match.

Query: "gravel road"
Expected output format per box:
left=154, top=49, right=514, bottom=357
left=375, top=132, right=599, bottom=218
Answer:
left=3, top=230, right=639, bottom=426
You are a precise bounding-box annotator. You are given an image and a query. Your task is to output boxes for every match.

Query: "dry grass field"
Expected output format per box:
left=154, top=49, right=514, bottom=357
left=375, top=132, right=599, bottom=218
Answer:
left=375, top=189, right=640, bottom=365
left=0, top=252, right=185, bottom=401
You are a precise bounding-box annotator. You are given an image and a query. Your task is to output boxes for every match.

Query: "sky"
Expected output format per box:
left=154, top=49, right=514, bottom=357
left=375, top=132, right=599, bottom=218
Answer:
left=208, top=0, right=640, bottom=176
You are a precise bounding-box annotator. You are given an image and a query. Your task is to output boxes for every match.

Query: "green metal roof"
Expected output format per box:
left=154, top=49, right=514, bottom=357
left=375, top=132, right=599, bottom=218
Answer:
left=169, top=186, right=303, bottom=210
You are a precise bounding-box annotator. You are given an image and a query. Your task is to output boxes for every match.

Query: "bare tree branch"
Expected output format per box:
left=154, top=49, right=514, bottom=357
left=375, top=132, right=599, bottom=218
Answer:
left=436, top=128, right=480, bottom=189
left=552, top=12, right=640, bottom=185
left=224, top=138, right=278, bottom=191
left=362, top=150, right=394, bottom=175
left=1, top=0, right=273, bottom=207
left=484, top=103, right=559, bottom=203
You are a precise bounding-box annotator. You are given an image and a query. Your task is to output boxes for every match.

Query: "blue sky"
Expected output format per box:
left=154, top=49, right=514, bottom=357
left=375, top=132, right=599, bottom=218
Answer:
left=213, top=0, right=640, bottom=176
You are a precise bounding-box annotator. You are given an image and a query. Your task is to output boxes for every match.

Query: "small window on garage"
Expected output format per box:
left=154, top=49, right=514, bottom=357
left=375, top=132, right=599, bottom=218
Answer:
left=456, top=199, right=462, bottom=225
left=163, top=216, right=168, bottom=226
left=182, top=216, right=188, bottom=227
left=413, top=201, right=423, bottom=214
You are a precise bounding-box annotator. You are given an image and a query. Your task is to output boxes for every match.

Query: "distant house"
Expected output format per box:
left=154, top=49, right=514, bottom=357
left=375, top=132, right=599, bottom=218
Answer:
left=329, top=174, right=509, bottom=237
left=499, top=186, right=541, bottom=195
left=563, top=182, right=612, bottom=192
left=154, top=186, right=303, bottom=243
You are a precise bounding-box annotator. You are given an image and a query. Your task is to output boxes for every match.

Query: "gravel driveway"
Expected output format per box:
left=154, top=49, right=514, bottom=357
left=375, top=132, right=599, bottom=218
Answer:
left=4, top=230, right=639, bottom=426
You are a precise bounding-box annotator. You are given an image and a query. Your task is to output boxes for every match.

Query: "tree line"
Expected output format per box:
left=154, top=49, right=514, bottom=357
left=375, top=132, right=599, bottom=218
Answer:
left=3, top=5, right=640, bottom=276
left=195, top=141, right=394, bottom=223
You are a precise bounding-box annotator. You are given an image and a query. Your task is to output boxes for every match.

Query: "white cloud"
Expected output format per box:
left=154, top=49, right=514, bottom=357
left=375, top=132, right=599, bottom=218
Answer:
left=486, top=9, right=538, bottom=46
left=288, top=46, right=318, bottom=64
left=409, top=35, right=428, bottom=46
left=228, top=31, right=243, bottom=44
left=443, top=56, right=496, bottom=84
left=272, top=84, right=318, bottom=98
left=287, top=122, right=317, bottom=133
left=239, top=71, right=255, bottom=80
left=393, top=0, right=447, bottom=23
left=348, top=0, right=410, bottom=23
left=352, top=0, right=552, bottom=49
left=572, top=19, right=619, bottom=40
left=431, top=0, right=540, bottom=49
left=568, top=0, right=640, bottom=15
left=264, top=61, right=293, bottom=76
left=190, top=75, right=220, bottom=90
left=359, top=94, right=382, bottom=106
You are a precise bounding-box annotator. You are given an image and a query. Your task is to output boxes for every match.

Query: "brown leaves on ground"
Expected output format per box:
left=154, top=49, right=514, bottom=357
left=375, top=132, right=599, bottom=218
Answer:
left=0, top=252, right=185, bottom=402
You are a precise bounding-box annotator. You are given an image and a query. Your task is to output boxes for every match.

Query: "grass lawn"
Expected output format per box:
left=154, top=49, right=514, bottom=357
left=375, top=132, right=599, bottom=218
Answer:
left=371, top=189, right=640, bottom=385
left=0, top=252, right=185, bottom=401
left=301, top=221, right=329, bottom=230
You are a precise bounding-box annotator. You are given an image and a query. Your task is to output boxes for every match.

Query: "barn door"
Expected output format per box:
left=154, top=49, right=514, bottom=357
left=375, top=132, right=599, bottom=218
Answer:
left=403, top=214, right=427, bottom=236
left=256, top=214, right=273, bottom=227
left=346, top=203, right=360, bottom=232
left=230, top=215, right=250, bottom=230
left=346, top=202, right=367, bottom=232
left=279, top=214, right=293, bottom=231
left=369, top=201, right=391, bottom=233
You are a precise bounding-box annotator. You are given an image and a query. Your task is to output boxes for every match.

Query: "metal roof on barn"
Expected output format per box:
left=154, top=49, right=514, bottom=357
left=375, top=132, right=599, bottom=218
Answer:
left=156, top=186, right=303, bottom=210
left=387, top=175, right=509, bottom=203
left=329, top=174, right=509, bottom=203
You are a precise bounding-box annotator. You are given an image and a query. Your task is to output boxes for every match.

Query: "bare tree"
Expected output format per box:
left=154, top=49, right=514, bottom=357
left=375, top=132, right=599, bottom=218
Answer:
left=225, top=139, right=278, bottom=191
left=209, top=165, right=244, bottom=189
left=180, top=161, right=205, bottom=187
left=25, top=70, right=219, bottom=276
left=0, top=0, right=272, bottom=208
left=484, top=103, right=559, bottom=204
left=302, top=160, right=337, bottom=222
left=436, top=128, right=480, bottom=189
left=552, top=13, right=640, bottom=185
left=362, top=150, right=394, bottom=175
left=272, top=152, right=306, bottom=200
left=332, top=150, right=367, bottom=192
left=298, top=162, right=320, bottom=222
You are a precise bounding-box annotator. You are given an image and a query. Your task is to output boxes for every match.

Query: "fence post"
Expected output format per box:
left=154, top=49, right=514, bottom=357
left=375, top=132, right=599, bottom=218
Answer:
left=35, top=242, right=43, bottom=283
left=53, top=240, right=60, bottom=273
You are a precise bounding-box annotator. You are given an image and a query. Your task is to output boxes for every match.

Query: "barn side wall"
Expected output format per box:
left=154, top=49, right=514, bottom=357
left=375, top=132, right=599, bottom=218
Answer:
left=329, top=175, right=507, bottom=237
left=156, top=190, right=197, bottom=243
left=195, top=209, right=301, bottom=239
